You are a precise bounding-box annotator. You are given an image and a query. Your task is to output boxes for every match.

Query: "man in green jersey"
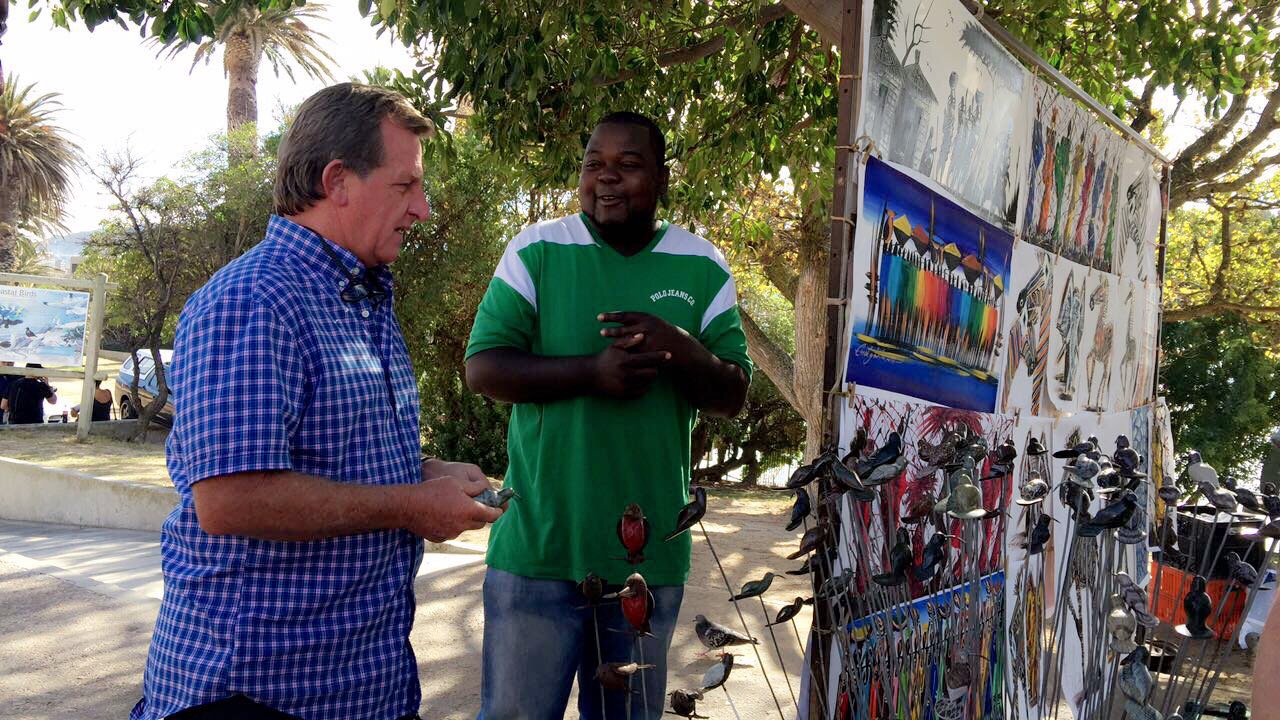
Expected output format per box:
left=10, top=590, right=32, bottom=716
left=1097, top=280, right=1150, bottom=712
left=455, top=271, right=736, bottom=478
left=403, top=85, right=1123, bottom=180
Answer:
left=465, top=112, right=751, bottom=719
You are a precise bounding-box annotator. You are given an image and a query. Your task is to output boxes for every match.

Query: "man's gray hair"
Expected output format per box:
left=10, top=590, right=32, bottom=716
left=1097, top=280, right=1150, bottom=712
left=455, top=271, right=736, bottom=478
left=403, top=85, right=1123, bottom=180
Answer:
left=274, top=83, right=434, bottom=215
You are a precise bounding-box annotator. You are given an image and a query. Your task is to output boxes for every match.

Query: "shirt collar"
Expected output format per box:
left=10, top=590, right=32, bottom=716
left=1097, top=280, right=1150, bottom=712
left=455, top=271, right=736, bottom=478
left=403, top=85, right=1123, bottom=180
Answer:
left=267, top=214, right=394, bottom=291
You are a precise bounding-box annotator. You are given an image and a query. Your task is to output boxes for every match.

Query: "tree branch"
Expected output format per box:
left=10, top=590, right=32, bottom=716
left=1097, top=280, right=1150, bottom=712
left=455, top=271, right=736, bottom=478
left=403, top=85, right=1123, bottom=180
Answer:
left=1164, top=302, right=1280, bottom=321
left=740, top=306, right=798, bottom=410
left=1174, top=85, right=1280, bottom=205
left=1130, top=76, right=1158, bottom=133
left=594, top=3, right=791, bottom=87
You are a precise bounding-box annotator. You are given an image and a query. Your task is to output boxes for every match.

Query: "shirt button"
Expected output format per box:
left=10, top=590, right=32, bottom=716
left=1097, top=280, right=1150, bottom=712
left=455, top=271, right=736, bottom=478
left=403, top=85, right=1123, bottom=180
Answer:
left=361, top=309, right=370, bottom=318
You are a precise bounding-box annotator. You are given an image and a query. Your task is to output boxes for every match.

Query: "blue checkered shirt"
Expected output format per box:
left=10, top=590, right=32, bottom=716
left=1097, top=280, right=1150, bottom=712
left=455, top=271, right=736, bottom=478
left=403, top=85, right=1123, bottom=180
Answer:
left=131, top=216, right=424, bottom=720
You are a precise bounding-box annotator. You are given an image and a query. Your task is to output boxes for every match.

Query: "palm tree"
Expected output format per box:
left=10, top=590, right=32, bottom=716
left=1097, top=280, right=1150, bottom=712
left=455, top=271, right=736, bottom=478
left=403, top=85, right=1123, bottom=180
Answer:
left=153, top=0, right=336, bottom=143
left=0, top=78, right=81, bottom=272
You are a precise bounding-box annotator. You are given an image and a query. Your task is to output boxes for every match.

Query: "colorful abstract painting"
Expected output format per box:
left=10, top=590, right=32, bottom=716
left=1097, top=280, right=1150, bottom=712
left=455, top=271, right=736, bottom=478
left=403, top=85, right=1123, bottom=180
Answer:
left=846, top=158, right=1014, bottom=413
left=860, top=0, right=1029, bottom=227
left=1021, top=77, right=1127, bottom=272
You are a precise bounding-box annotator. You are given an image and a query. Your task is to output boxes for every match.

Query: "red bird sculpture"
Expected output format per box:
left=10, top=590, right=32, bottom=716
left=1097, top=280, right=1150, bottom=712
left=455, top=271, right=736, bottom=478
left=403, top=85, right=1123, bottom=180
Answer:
left=617, top=503, right=650, bottom=565
left=614, top=572, right=655, bottom=636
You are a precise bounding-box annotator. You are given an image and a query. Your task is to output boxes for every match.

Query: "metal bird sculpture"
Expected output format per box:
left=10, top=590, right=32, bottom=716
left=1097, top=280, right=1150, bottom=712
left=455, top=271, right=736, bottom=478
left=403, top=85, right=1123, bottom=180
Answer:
left=830, top=458, right=875, bottom=501
left=817, top=568, right=855, bottom=599
left=693, top=614, right=757, bottom=651
left=1116, top=571, right=1159, bottom=628
left=577, top=573, right=607, bottom=605
left=788, top=524, right=828, bottom=560
left=1108, top=593, right=1138, bottom=654
left=913, top=532, right=955, bottom=581
left=1113, top=435, right=1145, bottom=478
left=1053, top=439, right=1097, bottom=460
left=863, top=454, right=909, bottom=487
left=1015, top=472, right=1052, bottom=506
left=667, top=689, right=708, bottom=718
left=988, top=437, right=1018, bottom=477
left=855, top=431, right=903, bottom=476
left=1079, top=490, right=1139, bottom=537
left=1119, top=646, right=1155, bottom=703
left=1158, top=484, right=1182, bottom=506
left=1179, top=575, right=1215, bottom=639
left=617, top=504, right=650, bottom=565
left=767, top=597, right=808, bottom=627
left=596, top=662, right=654, bottom=691
left=475, top=486, right=516, bottom=508
left=1226, top=551, right=1259, bottom=588
left=701, top=653, right=735, bottom=691
left=1198, top=480, right=1238, bottom=514
left=1063, top=456, right=1102, bottom=487
left=663, top=487, right=707, bottom=542
left=1123, top=700, right=1164, bottom=720
left=843, top=427, right=868, bottom=466
left=1235, top=486, right=1264, bottom=514
left=612, top=573, right=655, bottom=636
left=873, top=528, right=914, bottom=586
left=1187, top=451, right=1219, bottom=488
left=785, top=488, right=812, bottom=532
left=1015, top=513, right=1053, bottom=555
left=729, top=572, right=777, bottom=602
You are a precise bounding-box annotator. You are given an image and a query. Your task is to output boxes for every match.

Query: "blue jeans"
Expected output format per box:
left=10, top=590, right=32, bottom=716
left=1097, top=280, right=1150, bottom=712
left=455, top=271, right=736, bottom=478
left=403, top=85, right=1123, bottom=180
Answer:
left=479, top=567, right=685, bottom=720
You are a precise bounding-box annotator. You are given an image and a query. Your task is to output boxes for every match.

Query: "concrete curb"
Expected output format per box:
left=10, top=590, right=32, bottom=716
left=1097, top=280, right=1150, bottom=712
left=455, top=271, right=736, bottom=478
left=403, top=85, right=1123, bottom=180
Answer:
left=0, top=457, right=176, bottom=532
left=0, top=456, right=487, bottom=554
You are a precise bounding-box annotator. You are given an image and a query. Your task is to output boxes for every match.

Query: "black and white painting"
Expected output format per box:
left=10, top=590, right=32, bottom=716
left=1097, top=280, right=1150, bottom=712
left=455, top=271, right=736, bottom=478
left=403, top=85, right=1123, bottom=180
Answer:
left=859, top=0, right=1029, bottom=228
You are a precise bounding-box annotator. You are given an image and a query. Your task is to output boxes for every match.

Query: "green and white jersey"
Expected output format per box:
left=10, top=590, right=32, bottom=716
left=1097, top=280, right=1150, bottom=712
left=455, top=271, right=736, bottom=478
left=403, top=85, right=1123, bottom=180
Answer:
left=465, top=212, right=752, bottom=585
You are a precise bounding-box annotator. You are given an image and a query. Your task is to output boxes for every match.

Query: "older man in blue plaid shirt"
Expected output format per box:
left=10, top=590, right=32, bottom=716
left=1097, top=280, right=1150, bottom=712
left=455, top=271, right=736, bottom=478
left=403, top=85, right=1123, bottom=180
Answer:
left=129, top=84, right=504, bottom=720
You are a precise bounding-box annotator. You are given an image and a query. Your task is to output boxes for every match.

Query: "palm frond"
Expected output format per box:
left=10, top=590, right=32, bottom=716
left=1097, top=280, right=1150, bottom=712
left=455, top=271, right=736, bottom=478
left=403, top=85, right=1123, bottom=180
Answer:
left=0, top=76, right=83, bottom=233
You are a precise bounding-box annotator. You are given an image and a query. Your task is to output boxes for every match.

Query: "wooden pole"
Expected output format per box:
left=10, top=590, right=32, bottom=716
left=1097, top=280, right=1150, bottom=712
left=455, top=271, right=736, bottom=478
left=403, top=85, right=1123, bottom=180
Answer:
left=76, top=273, right=108, bottom=441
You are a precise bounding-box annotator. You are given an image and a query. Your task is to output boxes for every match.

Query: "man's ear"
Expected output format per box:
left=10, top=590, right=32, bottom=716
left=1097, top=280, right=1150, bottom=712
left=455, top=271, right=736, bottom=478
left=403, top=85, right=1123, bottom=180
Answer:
left=320, top=159, right=348, bottom=206
left=657, top=165, right=671, bottom=202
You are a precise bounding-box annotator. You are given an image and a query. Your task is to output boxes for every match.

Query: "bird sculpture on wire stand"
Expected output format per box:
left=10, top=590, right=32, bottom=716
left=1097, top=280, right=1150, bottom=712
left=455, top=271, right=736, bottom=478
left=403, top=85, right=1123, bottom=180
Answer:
left=617, top=504, right=651, bottom=565
left=1178, top=575, right=1216, bottom=639
left=667, top=689, right=708, bottom=719
left=663, top=487, right=707, bottom=542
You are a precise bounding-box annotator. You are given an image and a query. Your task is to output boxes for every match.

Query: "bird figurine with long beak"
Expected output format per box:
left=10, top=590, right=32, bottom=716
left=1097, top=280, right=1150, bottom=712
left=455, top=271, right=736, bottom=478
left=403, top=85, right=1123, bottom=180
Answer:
left=913, top=532, right=955, bottom=581
left=667, top=689, right=707, bottom=718
left=617, top=504, right=650, bottom=565
left=1115, top=571, right=1159, bottom=628
left=730, top=572, right=777, bottom=602
left=830, top=458, right=876, bottom=501
left=701, top=653, right=735, bottom=691
left=611, top=573, right=655, bottom=636
left=855, top=431, right=903, bottom=476
left=1108, top=593, right=1138, bottom=654
left=767, top=597, right=808, bottom=626
left=901, top=493, right=937, bottom=524
left=873, top=527, right=914, bottom=586
left=843, top=427, right=868, bottom=466
left=1179, top=575, right=1215, bottom=638
left=788, top=524, right=828, bottom=559
left=663, top=487, right=707, bottom=542
left=1064, top=456, right=1101, bottom=488
left=817, top=568, right=855, bottom=599
left=786, top=488, right=812, bottom=532
left=1235, top=486, right=1264, bottom=514
left=596, top=661, right=654, bottom=691
left=693, top=614, right=757, bottom=652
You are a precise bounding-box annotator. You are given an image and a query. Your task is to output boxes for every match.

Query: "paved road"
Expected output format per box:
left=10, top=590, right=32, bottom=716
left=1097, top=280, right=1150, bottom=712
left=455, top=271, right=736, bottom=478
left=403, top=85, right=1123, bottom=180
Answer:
left=0, top=520, right=806, bottom=720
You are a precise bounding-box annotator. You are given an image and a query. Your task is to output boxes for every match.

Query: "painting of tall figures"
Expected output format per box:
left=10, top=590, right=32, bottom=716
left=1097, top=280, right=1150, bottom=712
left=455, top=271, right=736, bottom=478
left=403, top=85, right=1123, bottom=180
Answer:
left=846, top=157, right=1015, bottom=412
left=1022, top=77, right=1126, bottom=272
left=860, top=0, right=1029, bottom=227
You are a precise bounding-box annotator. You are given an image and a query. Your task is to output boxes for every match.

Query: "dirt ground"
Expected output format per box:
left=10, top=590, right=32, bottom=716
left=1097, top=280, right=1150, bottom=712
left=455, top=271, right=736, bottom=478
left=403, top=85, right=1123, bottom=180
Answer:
left=0, top=431, right=1260, bottom=717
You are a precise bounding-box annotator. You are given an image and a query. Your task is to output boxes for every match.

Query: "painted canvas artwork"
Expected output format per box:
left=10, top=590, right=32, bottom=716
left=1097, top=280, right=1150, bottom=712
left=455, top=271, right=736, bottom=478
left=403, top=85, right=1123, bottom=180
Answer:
left=998, top=242, right=1055, bottom=416
left=860, top=0, right=1029, bottom=227
left=1021, top=77, right=1127, bottom=272
left=1113, top=143, right=1162, bottom=282
left=1046, top=258, right=1090, bottom=414
left=1080, top=272, right=1119, bottom=413
left=0, top=286, right=90, bottom=366
left=1003, top=417, right=1055, bottom=720
left=845, top=157, right=1014, bottom=413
